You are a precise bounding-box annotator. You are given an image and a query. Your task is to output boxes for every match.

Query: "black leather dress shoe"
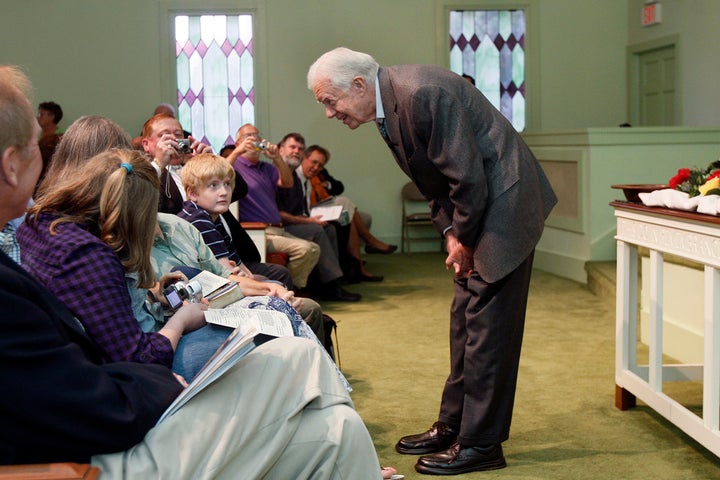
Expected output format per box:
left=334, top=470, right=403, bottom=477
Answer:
left=395, top=422, right=459, bottom=455
left=321, top=285, right=362, bottom=302
left=415, top=442, right=506, bottom=475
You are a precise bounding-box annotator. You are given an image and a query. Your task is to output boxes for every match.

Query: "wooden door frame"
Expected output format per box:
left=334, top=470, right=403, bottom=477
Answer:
left=626, top=34, right=680, bottom=126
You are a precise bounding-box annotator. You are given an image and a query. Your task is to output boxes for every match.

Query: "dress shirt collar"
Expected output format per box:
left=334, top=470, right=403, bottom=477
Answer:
left=375, top=75, right=385, bottom=122
left=295, top=165, right=308, bottom=185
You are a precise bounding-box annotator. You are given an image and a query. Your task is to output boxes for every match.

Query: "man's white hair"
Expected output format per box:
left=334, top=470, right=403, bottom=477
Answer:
left=307, top=47, right=379, bottom=91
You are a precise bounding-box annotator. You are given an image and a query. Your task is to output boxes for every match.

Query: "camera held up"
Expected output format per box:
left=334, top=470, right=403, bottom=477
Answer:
left=176, top=138, right=191, bottom=154
left=252, top=140, right=268, bottom=152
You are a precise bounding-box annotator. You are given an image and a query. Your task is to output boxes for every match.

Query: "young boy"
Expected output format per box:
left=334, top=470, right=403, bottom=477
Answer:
left=177, top=154, right=336, bottom=354
left=178, top=153, right=250, bottom=276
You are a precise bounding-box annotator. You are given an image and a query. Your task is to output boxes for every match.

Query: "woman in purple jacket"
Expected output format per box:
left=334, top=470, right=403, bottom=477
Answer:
left=18, top=149, right=208, bottom=370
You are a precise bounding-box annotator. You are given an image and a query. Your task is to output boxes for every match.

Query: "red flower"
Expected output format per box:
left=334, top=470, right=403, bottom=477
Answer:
left=669, top=168, right=690, bottom=189
left=707, top=170, right=720, bottom=182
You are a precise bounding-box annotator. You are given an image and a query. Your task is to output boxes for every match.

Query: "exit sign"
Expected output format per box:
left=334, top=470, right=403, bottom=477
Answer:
left=642, top=2, right=662, bottom=27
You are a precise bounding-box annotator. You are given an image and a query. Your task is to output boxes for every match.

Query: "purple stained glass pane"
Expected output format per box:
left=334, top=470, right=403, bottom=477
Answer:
left=449, top=34, right=456, bottom=49
left=456, top=34, right=468, bottom=51
left=506, top=34, right=517, bottom=50
left=196, top=40, right=208, bottom=57
left=182, top=40, right=195, bottom=58
left=235, top=41, right=247, bottom=55
left=469, top=34, right=480, bottom=51
left=184, top=89, right=197, bottom=106
left=231, top=88, right=247, bottom=104
left=493, top=34, right=505, bottom=50
left=221, top=39, right=234, bottom=56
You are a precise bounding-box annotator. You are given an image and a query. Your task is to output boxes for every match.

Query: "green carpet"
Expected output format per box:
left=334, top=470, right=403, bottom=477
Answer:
left=319, top=252, right=720, bottom=479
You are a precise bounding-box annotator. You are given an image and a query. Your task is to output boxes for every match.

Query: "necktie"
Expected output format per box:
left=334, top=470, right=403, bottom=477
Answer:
left=378, top=119, right=390, bottom=142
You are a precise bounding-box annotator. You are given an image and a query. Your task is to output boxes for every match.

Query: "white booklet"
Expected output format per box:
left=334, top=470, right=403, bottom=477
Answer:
left=191, top=269, right=233, bottom=297
left=156, top=307, right=293, bottom=424
left=310, top=204, right=343, bottom=222
left=204, top=303, right=294, bottom=336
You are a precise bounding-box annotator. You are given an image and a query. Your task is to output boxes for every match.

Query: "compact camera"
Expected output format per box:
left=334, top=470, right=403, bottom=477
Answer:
left=176, top=138, right=191, bottom=154
left=163, top=280, right=203, bottom=311
left=252, top=140, right=268, bottom=151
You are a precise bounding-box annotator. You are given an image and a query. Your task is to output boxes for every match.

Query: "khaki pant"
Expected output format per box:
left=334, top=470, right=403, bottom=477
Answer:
left=265, top=227, right=319, bottom=289
left=92, top=337, right=382, bottom=479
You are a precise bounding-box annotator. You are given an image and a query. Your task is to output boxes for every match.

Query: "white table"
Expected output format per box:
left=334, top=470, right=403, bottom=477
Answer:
left=613, top=201, right=720, bottom=457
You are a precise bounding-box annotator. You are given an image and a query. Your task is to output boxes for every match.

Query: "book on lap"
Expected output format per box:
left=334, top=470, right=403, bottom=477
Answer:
left=189, top=269, right=243, bottom=309
left=157, top=305, right=293, bottom=424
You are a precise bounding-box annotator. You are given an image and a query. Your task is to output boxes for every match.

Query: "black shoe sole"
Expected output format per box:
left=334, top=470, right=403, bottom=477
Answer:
left=414, top=457, right=506, bottom=475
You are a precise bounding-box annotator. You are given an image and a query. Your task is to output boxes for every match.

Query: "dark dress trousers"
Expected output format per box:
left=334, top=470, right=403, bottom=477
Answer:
left=0, top=251, right=182, bottom=464
left=377, top=65, right=557, bottom=446
left=276, top=171, right=345, bottom=284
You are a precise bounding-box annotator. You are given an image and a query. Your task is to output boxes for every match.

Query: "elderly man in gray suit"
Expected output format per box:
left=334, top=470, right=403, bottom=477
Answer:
left=308, top=47, right=557, bottom=476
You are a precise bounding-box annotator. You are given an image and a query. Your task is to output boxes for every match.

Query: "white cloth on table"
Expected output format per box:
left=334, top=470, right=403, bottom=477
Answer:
left=639, top=189, right=701, bottom=211
left=697, top=194, right=720, bottom=215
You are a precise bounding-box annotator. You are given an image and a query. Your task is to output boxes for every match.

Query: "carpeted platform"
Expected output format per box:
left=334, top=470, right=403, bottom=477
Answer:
left=319, top=252, right=720, bottom=479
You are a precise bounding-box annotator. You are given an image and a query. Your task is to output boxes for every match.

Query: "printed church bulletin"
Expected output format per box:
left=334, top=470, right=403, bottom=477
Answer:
left=156, top=305, right=293, bottom=424
left=310, top=205, right=343, bottom=222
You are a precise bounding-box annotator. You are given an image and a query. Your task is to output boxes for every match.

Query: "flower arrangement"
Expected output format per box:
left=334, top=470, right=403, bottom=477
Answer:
left=669, top=160, right=720, bottom=197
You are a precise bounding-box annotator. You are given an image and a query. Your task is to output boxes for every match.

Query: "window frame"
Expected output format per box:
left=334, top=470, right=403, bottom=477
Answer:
left=158, top=0, right=269, bottom=146
left=434, top=0, right=540, bottom=131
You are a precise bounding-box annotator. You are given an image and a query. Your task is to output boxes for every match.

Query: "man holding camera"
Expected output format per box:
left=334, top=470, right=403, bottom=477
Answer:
left=226, top=124, right=359, bottom=301
left=141, top=113, right=213, bottom=214
left=224, top=124, right=322, bottom=293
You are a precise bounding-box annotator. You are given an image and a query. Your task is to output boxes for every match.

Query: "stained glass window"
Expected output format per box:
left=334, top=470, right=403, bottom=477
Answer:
left=175, top=14, right=255, bottom=152
left=449, top=10, right=526, bottom=131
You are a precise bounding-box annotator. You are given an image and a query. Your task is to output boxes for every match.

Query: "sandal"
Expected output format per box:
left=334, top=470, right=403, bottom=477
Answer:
left=381, top=466, right=404, bottom=479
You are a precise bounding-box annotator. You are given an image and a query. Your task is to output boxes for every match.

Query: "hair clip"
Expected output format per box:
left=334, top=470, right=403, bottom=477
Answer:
left=120, top=162, right=133, bottom=174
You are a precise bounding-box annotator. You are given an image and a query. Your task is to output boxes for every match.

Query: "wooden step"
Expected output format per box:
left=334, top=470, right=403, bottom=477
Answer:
left=585, top=261, right=616, bottom=307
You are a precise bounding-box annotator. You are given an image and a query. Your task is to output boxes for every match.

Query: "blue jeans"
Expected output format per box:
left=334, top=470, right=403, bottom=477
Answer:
left=172, top=323, right=233, bottom=381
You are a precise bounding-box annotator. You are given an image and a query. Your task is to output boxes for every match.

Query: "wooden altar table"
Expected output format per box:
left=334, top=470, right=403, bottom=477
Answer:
left=612, top=200, right=720, bottom=457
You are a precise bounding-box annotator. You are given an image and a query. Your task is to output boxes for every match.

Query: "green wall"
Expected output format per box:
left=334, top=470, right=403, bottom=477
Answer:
left=4, top=0, right=715, bottom=245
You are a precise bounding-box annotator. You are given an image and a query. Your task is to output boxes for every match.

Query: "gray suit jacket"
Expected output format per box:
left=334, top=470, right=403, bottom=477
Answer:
left=378, top=65, right=557, bottom=283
